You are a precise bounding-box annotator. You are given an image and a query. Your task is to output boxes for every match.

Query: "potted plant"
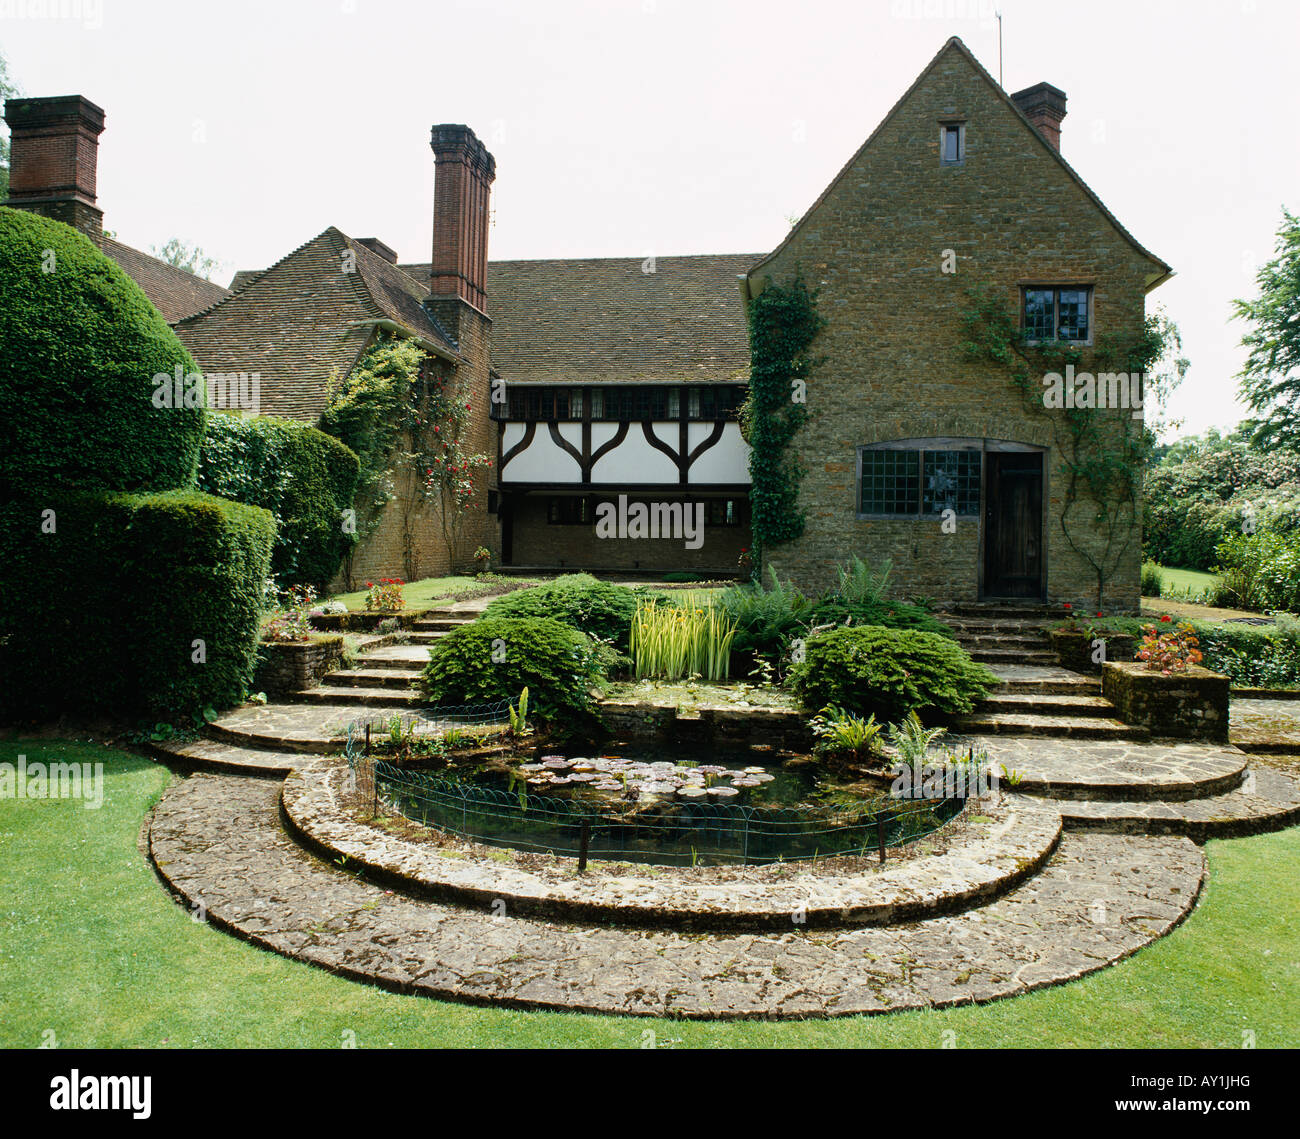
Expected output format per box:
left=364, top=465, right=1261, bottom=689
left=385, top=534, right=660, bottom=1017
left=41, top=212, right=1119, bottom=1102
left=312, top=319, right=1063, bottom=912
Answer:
left=474, top=546, right=493, bottom=574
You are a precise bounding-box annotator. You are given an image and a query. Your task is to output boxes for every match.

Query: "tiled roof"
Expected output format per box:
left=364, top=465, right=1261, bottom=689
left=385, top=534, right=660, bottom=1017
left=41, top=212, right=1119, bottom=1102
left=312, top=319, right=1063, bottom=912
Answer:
left=402, top=253, right=761, bottom=385
left=97, top=235, right=229, bottom=322
left=175, top=227, right=460, bottom=422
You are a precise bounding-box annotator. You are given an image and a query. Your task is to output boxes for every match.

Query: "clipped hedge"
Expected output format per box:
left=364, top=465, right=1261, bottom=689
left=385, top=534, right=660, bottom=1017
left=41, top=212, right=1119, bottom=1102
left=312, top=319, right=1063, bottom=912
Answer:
left=198, top=412, right=360, bottom=587
left=0, top=490, right=275, bottom=719
left=481, top=574, right=641, bottom=650
left=419, top=616, right=607, bottom=727
left=789, top=626, right=997, bottom=722
left=0, top=207, right=205, bottom=493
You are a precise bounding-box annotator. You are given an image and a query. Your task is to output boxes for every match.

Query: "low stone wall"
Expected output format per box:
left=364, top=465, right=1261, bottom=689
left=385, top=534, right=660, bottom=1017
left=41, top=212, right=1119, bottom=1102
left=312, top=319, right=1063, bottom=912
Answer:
left=598, top=699, right=813, bottom=750
left=1101, top=661, right=1230, bottom=741
left=309, top=610, right=427, bottom=632
left=255, top=635, right=345, bottom=696
left=1050, top=629, right=1136, bottom=673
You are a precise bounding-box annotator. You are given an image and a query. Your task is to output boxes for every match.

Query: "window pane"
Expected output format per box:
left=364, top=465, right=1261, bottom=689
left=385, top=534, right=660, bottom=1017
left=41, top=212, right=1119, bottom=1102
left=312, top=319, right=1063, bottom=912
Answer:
left=923, top=450, right=981, bottom=516
left=589, top=388, right=603, bottom=419
left=667, top=388, right=680, bottom=418
left=943, top=127, right=959, bottom=162
left=860, top=450, right=920, bottom=515
left=1024, top=289, right=1055, bottom=340
left=570, top=388, right=584, bottom=418
left=1058, top=289, right=1089, bottom=341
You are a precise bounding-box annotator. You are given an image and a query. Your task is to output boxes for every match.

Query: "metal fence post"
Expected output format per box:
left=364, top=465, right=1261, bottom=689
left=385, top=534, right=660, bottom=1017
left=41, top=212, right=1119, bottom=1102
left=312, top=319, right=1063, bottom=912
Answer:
left=876, top=814, right=887, bottom=864
left=577, top=819, right=590, bottom=873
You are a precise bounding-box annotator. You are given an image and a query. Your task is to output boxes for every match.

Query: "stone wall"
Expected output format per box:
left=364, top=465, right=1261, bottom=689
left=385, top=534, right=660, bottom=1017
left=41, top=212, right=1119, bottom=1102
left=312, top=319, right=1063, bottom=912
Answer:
left=752, top=42, right=1164, bottom=609
left=1101, top=661, right=1230, bottom=741
left=255, top=635, right=345, bottom=696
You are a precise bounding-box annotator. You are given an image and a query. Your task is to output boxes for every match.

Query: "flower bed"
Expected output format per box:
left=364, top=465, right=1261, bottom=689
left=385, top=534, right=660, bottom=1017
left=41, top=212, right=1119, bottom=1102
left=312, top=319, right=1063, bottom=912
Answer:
left=1049, top=628, right=1137, bottom=673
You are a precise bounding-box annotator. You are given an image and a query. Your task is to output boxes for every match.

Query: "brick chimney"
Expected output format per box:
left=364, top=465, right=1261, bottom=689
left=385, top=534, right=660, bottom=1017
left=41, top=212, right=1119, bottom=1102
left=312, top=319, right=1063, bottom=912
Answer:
left=1011, top=82, right=1067, bottom=152
left=429, top=124, right=495, bottom=313
left=3, top=95, right=107, bottom=235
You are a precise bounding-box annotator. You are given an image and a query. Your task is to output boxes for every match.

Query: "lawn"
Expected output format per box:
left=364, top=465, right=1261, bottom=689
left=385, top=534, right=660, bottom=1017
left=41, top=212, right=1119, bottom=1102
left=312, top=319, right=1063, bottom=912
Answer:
left=324, top=575, right=484, bottom=611
left=1, top=739, right=1295, bottom=1048
left=1150, top=564, right=1220, bottom=597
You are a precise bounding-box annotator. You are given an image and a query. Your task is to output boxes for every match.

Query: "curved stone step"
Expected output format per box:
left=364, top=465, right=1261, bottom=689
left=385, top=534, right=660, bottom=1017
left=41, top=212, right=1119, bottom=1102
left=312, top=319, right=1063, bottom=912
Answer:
left=280, top=761, right=1064, bottom=931
left=288, top=687, right=423, bottom=708
left=950, top=712, right=1147, bottom=740
left=145, top=735, right=312, bottom=777
left=322, top=668, right=423, bottom=689
left=942, top=735, right=1249, bottom=802
left=149, top=773, right=1204, bottom=1020
left=978, top=693, right=1116, bottom=718
left=1047, top=765, right=1300, bottom=840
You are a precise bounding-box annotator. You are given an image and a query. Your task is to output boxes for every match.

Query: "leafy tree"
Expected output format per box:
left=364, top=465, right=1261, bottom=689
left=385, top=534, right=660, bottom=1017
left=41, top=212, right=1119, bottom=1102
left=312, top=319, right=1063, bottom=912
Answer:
left=150, top=237, right=222, bottom=280
left=0, top=52, right=21, bottom=202
left=1235, top=208, right=1300, bottom=451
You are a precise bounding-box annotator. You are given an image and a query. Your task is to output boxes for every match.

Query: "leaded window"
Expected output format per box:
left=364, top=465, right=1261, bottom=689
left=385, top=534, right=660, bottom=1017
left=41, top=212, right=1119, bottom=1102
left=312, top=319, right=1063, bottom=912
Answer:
left=859, top=445, right=983, bottom=518
left=859, top=449, right=921, bottom=516
left=1023, top=286, right=1092, bottom=343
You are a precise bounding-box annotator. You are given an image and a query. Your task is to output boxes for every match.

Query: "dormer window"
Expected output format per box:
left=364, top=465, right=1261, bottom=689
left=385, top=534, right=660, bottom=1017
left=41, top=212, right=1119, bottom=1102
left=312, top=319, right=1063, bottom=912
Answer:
left=940, top=122, right=965, bottom=165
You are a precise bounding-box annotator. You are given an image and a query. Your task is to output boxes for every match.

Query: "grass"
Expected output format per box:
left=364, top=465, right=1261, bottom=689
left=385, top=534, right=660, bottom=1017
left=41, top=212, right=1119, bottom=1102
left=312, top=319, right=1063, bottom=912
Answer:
left=324, top=575, right=482, bottom=612
left=1, top=738, right=1296, bottom=1048
left=1151, top=564, right=1220, bottom=597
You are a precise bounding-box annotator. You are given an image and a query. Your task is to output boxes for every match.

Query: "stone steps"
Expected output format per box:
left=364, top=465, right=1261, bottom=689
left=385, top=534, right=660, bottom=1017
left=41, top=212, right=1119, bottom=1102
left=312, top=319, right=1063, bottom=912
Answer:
left=289, top=686, right=424, bottom=708
left=404, top=631, right=452, bottom=645
left=969, top=648, right=1059, bottom=666
left=978, top=692, right=1116, bottom=717
left=411, top=617, right=475, bottom=633
left=355, top=645, right=432, bottom=668
left=145, top=735, right=313, bottom=777
left=148, top=771, right=1205, bottom=1019
left=951, top=711, right=1148, bottom=740
left=323, top=668, right=423, bottom=689
left=1044, top=765, right=1300, bottom=840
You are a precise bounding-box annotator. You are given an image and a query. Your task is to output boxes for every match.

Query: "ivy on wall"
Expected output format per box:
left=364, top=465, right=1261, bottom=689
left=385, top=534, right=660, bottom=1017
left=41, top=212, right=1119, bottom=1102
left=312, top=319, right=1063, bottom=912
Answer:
left=742, top=273, right=825, bottom=558
left=959, top=286, right=1185, bottom=608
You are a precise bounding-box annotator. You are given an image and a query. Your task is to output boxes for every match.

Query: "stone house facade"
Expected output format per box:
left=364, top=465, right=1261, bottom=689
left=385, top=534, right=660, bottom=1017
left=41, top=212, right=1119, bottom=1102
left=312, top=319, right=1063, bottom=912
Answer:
left=743, top=38, right=1171, bottom=607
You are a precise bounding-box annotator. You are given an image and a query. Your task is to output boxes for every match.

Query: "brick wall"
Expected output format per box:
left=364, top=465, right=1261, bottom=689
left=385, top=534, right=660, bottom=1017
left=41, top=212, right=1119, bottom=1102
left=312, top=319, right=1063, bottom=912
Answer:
left=509, top=495, right=749, bottom=573
left=753, top=43, right=1163, bottom=610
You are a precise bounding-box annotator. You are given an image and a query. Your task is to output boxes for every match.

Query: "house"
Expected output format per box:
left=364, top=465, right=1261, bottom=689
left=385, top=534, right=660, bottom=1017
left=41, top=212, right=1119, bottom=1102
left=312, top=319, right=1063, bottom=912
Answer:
left=4, top=37, right=1170, bottom=603
left=742, top=38, right=1170, bottom=607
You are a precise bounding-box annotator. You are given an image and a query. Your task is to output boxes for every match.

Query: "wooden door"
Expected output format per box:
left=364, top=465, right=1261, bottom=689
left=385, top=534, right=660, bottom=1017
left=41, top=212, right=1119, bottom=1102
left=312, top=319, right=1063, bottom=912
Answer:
left=984, top=452, right=1043, bottom=598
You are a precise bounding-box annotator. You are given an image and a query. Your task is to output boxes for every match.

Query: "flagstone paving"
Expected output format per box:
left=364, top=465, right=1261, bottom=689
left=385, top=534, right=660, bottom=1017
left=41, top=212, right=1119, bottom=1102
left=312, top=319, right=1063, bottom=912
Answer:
left=149, top=772, right=1204, bottom=1019
left=1230, top=698, right=1300, bottom=753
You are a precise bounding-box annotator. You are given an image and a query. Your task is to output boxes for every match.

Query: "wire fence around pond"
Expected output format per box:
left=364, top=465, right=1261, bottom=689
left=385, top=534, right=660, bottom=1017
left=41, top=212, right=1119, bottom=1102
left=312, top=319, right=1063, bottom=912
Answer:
left=345, top=746, right=966, bottom=868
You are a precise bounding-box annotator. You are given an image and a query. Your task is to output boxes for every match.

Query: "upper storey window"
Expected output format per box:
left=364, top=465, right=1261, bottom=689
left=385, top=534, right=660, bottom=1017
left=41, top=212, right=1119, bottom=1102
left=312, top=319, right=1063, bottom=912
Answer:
left=939, top=122, right=965, bottom=165
left=1023, top=287, right=1092, bottom=344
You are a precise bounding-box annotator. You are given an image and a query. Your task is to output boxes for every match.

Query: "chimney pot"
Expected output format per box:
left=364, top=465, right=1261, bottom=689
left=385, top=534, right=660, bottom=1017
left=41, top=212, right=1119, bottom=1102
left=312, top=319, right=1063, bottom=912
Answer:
left=3, top=94, right=107, bottom=235
left=1011, top=82, right=1067, bottom=152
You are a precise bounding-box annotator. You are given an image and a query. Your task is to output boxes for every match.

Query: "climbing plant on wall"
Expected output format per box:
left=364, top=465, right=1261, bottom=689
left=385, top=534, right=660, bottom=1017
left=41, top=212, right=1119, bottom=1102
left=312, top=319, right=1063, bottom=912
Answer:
left=742, top=273, right=825, bottom=560
left=959, top=286, right=1186, bottom=608
left=320, top=332, right=488, bottom=582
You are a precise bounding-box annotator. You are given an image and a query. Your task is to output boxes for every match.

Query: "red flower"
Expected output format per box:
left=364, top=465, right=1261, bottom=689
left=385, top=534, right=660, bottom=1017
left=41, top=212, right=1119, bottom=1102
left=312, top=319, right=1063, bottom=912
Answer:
left=1096, top=612, right=1104, bottom=618
left=1063, top=603, right=1072, bottom=610
left=1160, top=615, right=1172, bottom=623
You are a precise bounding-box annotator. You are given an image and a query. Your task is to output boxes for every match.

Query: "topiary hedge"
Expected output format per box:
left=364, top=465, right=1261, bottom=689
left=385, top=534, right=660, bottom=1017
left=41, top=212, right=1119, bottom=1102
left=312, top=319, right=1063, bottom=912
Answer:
left=788, top=626, right=997, bottom=722
left=481, top=574, right=641, bottom=650
left=198, top=412, right=360, bottom=588
left=419, top=615, right=607, bottom=728
left=0, top=207, right=205, bottom=494
left=0, top=489, right=275, bottom=719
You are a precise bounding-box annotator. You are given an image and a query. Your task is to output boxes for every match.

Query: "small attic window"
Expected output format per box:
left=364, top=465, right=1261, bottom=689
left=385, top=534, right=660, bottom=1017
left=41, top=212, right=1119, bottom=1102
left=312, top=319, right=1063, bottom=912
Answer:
left=940, top=122, right=965, bottom=165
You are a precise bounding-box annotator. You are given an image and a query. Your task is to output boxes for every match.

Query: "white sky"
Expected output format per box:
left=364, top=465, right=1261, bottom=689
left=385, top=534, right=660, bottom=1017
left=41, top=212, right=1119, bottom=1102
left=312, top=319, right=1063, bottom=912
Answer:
left=2, top=0, right=1296, bottom=439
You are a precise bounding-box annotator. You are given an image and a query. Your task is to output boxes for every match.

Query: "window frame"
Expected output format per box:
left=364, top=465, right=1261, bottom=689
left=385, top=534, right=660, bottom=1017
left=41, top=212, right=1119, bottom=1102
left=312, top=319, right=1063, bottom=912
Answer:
left=1021, top=285, right=1094, bottom=346
left=856, top=440, right=984, bottom=521
left=939, top=120, right=966, bottom=166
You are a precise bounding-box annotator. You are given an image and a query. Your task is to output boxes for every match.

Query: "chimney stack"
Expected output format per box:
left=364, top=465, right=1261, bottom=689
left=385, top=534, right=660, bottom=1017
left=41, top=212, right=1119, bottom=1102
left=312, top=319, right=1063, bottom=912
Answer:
left=1011, top=82, right=1067, bottom=152
left=429, top=124, right=495, bottom=313
left=356, top=237, right=398, bottom=264
left=3, top=95, right=106, bottom=235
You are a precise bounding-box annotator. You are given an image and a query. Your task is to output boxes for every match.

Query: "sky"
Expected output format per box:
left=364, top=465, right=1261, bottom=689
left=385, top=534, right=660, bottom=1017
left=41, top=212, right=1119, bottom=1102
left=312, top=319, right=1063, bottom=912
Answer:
left=1, top=0, right=1296, bottom=440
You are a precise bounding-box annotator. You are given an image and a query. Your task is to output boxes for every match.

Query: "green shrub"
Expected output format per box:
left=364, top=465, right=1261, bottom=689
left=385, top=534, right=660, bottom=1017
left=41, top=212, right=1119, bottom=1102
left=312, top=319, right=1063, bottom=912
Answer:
left=0, top=207, right=204, bottom=493
left=1140, top=562, right=1165, bottom=597
left=0, top=489, right=275, bottom=719
left=198, top=412, right=360, bottom=587
left=481, top=574, right=640, bottom=650
left=1214, top=531, right=1300, bottom=612
left=419, top=616, right=607, bottom=727
left=789, top=626, right=997, bottom=722
left=717, top=567, right=814, bottom=657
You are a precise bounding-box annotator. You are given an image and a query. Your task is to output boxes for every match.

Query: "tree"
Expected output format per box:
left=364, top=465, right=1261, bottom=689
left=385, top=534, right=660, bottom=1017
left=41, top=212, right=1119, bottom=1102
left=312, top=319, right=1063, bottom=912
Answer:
left=150, top=237, right=222, bottom=280
left=1235, top=208, right=1300, bottom=451
left=0, top=52, right=21, bottom=202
